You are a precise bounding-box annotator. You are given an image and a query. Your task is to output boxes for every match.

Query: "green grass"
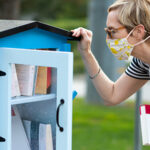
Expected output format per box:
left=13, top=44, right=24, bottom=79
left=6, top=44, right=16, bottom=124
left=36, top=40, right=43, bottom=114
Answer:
left=72, top=98, right=150, bottom=150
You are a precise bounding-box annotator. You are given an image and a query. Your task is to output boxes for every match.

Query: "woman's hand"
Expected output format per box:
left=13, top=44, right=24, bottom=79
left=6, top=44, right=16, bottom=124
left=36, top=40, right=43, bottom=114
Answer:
left=71, top=27, right=93, bottom=56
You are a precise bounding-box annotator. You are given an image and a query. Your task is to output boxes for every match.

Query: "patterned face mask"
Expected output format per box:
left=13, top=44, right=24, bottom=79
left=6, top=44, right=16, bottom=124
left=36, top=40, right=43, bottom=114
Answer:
left=106, top=28, right=150, bottom=60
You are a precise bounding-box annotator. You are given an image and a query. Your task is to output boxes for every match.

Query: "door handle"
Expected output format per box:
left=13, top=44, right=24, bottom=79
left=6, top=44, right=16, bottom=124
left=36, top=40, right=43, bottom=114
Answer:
left=56, top=99, right=64, bottom=132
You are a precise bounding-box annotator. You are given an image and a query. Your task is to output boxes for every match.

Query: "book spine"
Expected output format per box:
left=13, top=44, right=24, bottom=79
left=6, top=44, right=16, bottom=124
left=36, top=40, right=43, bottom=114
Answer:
left=11, top=64, right=21, bottom=97
left=33, top=66, right=38, bottom=95
left=23, top=120, right=54, bottom=150
left=47, top=67, right=52, bottom=94
left=27, top=65, right=35, bottom=96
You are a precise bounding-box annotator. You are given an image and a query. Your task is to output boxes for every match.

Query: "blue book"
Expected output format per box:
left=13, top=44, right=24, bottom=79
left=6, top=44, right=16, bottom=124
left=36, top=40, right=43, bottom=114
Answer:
left=23, top=120, right=54, bottom=150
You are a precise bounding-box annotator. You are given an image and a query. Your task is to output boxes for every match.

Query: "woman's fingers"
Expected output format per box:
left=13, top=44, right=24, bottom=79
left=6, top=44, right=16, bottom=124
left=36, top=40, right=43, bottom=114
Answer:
left=71, top=28, right=81, bottom=37
left=71, top=27, right=92, bottom=52
left=71, top=27, right=93, bottom=39
left=76, top=30, right=81, bottom=37
left=80, top=28, right=89, bottom=40
left=86, top=30, right=93, bottom=37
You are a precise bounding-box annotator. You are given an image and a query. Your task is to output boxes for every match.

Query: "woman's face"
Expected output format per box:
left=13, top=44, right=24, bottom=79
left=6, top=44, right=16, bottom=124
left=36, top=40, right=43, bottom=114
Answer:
left=106, top=10, right=128, bottom=39
left=106, top=9, right=140, bottom=46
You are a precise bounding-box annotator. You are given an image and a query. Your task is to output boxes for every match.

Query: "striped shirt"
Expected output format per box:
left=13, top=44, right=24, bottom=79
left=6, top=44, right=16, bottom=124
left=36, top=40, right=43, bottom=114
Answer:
left=125, top=57, right=150, bottom=80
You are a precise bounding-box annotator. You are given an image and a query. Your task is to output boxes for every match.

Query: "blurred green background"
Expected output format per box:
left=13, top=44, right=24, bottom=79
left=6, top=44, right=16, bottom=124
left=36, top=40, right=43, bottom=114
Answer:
left=0, top=0, right=88, bottom=74
left=45, top=19, right=87, bottom=74
left=73, top=98, right=150, bottom=150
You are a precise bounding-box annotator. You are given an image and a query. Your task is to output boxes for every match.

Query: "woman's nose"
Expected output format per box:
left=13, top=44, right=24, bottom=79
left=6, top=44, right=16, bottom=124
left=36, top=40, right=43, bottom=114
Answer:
left=106, top=34, right=111, bottom=39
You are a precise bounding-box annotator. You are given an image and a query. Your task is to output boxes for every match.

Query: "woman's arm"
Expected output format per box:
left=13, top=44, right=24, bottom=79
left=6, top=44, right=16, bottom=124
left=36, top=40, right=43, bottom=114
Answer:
left=71, top=27, right=148, bottom=105
left=81, top=49, right=147, bottom=105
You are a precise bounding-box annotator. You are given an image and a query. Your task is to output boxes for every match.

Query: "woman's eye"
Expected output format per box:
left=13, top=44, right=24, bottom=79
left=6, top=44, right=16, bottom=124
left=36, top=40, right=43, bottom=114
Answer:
left=111, top=30, right=116, bottom=34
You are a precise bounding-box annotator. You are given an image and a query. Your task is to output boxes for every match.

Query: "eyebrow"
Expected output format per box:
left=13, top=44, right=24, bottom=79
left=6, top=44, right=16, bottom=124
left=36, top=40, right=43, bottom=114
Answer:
left=107, top=26, right=116, bottom=30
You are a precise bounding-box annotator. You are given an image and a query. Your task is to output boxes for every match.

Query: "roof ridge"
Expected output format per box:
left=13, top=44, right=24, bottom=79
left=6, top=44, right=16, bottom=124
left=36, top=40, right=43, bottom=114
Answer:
left=0, top=19, right=81, bottom=41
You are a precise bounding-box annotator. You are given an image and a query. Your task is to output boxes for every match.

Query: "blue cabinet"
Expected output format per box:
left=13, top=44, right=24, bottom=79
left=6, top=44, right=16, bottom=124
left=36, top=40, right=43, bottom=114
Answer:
left=0, top=48, right=73, bottom=150
left=0, top=20, right=80, bottom=150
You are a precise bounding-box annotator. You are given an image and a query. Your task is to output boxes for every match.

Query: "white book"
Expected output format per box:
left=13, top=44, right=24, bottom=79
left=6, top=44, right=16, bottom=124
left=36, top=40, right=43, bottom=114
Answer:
left=39, top=123, right=53, bottom=150
left=23, top=120, right=53, bottom=150
left=11, top=64, right=21, bottom=97
left=16, top=64, right=35, bottom=96
left=140, top=105, right=150, bottom=145
left=32, top=66, right=38, bottom=95
left=11, top=106, right=31, bottom=150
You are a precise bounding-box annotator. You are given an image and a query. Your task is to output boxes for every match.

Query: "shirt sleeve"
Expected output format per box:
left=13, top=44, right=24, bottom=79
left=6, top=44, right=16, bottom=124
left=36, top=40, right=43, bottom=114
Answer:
left=125, top=57, right=150, bottom=80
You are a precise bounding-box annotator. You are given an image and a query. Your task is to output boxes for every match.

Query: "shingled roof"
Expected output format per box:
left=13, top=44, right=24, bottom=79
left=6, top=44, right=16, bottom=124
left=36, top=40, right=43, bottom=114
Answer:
left=0, top=20, right=81, bottom=41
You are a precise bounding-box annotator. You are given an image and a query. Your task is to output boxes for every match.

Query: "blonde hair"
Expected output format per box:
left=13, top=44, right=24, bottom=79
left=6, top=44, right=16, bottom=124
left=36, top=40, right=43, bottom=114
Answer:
left=108, top=0, right=150, bottom=36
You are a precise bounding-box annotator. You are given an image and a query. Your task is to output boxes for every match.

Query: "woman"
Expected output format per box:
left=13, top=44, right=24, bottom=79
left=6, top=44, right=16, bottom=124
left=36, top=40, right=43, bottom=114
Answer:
left=71, top=0, right=150, bottom=105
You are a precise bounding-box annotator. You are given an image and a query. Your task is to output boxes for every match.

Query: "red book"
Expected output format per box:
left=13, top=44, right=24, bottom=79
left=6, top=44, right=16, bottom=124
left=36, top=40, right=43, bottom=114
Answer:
left=35, top=48, right=54, bottom=94
left=47, top=67, right=52, bottom=93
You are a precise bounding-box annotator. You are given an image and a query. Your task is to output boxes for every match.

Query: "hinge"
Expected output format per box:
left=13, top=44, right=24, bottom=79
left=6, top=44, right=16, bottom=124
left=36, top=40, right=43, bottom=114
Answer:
left=0, top=70, right=6, bottom=76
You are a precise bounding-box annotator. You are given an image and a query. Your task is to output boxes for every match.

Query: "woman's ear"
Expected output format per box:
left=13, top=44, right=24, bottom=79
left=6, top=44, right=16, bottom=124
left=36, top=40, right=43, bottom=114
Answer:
left=132, top=24, right=146, bottom=40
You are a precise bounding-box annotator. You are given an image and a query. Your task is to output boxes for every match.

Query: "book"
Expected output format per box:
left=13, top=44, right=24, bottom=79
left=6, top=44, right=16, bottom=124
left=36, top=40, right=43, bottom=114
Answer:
left=35, top=48, right=54, bottom=95
left=140, top=105, right=150, bottom=145
left=11, top=48, right=54, bottom=96
left=35, top=66, right=48, bottom=94
left=11, top=106, right=31, bottom=150
left=23, top=120, right=53, bottom=150
left=32, top=66, right=38, bottom=95
left=47, top=67, right=52, bottom=94
left=16, top=64, right=36, bottom=96
left=11, top=64, right=21, bottom=97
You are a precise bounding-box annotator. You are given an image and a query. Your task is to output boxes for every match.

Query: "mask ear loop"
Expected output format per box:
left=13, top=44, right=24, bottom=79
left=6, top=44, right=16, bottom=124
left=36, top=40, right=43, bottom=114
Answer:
left=134, top=34, right=150, bottom=46
left=126, top=27, right=150, bottom=46
left=126, top=28, right=135, bottom=39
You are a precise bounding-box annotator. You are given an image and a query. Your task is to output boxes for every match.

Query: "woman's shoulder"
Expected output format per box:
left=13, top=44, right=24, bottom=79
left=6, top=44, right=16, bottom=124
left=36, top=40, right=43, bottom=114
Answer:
left=132, top=57, right=149, bottom=70
left=125, top=57, right=150, bottom=80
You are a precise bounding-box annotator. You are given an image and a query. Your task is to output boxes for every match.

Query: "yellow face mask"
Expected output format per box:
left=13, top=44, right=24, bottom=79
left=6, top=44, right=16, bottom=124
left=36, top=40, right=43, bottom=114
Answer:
left=106, top=28, right=150, bottom=60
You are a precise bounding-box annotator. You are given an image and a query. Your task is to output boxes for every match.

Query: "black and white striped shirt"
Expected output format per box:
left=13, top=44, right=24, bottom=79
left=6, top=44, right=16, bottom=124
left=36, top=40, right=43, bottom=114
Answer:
left=125, top=57, right=150, bottom=80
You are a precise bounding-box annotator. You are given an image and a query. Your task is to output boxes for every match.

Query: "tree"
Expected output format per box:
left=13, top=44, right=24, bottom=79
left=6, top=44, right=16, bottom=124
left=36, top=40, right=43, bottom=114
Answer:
left=21, top=0, right=61, bottom=20
left=21, top=0, right=88, bottom=20
left=0, top=0, right=21, bottom=19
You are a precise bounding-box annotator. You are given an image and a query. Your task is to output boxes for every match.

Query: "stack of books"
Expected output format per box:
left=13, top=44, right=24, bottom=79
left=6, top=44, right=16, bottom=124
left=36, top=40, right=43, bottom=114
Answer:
left=11, top=64, right=52, bottom=97
left=140, top=104, right=150, bottom=145
left=12, top=106, right=54, bottom=150
left=11, top=48, right=55, bottom=97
